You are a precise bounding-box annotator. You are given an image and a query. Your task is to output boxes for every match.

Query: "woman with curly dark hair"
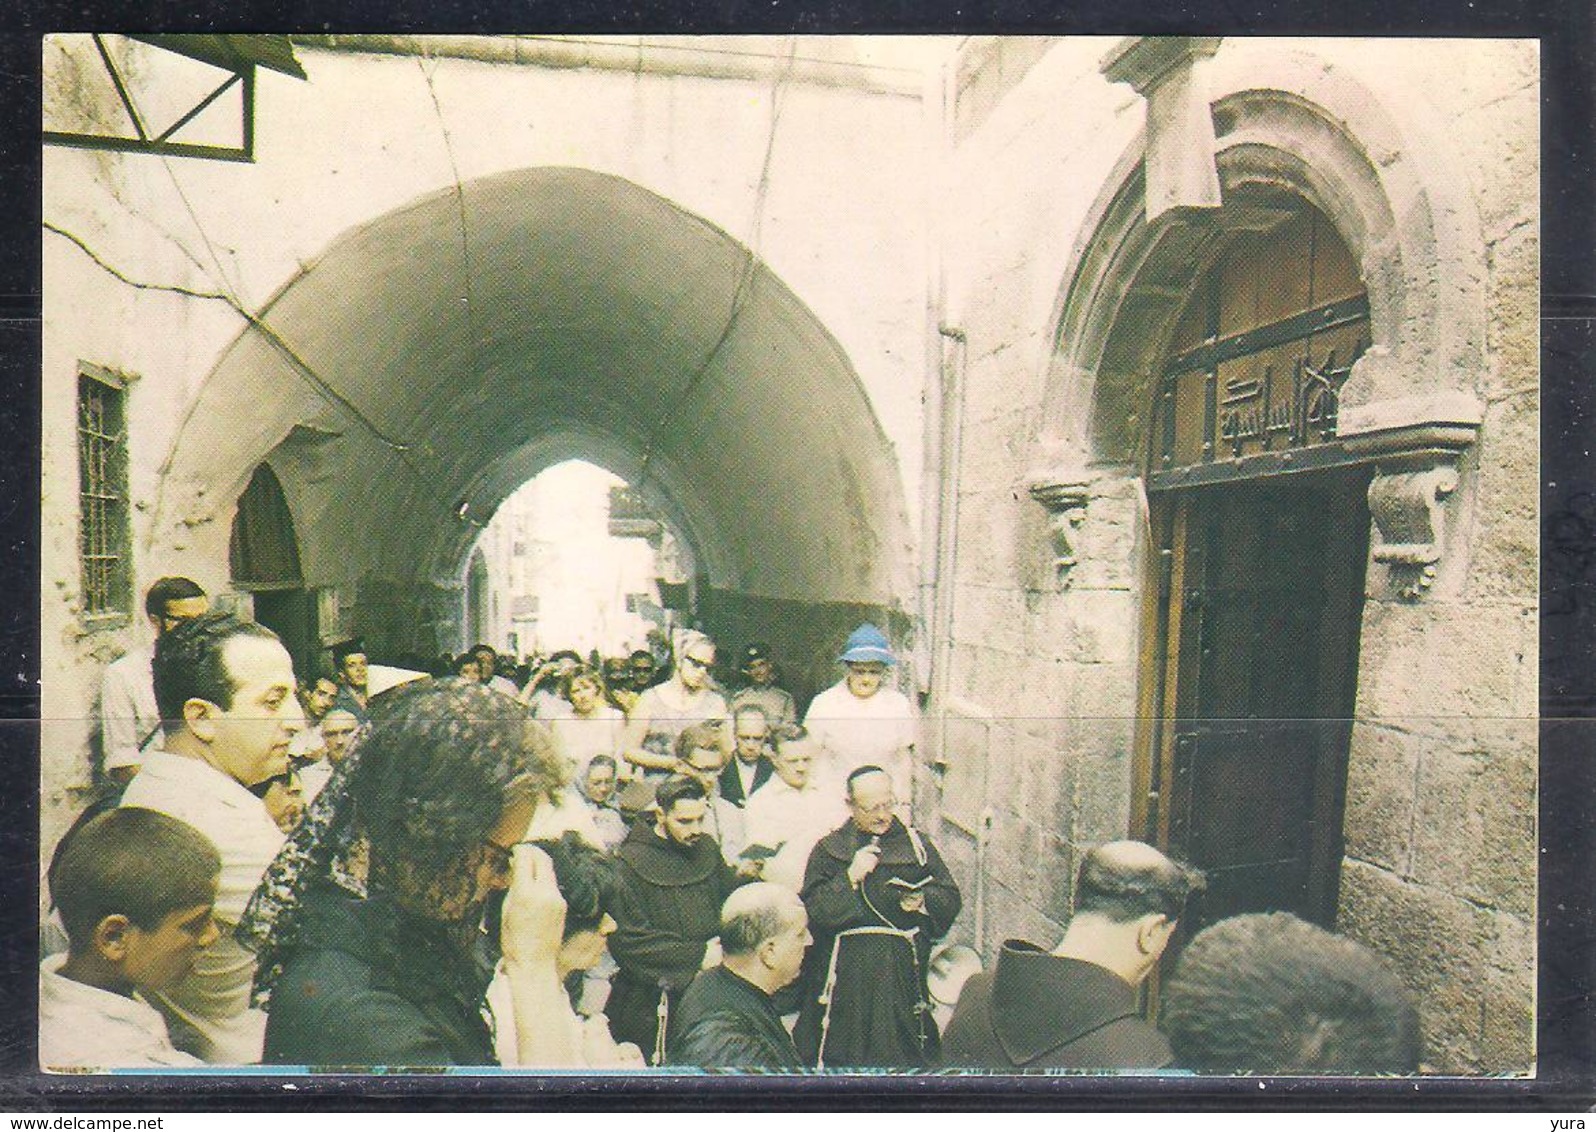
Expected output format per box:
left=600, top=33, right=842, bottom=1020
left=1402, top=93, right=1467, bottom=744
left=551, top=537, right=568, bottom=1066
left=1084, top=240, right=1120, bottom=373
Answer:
left=242, top=677, right=576, bottom=1067
left=485, top=831, right=645, bottom=1068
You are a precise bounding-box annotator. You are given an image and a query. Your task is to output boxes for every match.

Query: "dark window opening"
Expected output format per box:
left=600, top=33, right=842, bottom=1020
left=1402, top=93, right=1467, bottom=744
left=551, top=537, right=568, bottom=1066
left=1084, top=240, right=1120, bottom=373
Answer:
left=77, top=366, right=132, bottom=620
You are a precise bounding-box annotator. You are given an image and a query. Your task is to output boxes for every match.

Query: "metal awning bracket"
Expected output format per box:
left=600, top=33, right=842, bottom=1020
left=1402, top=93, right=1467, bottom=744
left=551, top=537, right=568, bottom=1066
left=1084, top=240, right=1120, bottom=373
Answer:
left=45, top=34, right=304, bottom=164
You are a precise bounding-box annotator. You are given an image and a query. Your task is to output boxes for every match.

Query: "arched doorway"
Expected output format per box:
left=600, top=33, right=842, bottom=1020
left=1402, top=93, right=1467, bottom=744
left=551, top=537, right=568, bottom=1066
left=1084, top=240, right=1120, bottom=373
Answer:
left=1139, top=199, right=1372, bottom=932
left=1031, top=73, right=1501, bottom=1059
left=230, top=462, right=319, bottom=677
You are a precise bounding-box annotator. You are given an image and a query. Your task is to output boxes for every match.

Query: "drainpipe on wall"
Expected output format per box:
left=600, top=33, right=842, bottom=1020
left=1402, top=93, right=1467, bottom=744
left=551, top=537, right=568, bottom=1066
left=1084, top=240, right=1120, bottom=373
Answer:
left=919, top=52, right=991, bottom=955
left=974, top=806, right=995, bottom=951
left=923, top=39, right=972, bottom=777
left=926, top=321, right=968, bottom=826
left=915, top=53, right=950, bottom=704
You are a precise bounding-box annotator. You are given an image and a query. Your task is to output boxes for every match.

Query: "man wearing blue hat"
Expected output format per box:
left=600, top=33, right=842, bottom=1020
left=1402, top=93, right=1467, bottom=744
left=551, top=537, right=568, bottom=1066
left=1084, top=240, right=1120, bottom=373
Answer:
left=802, top=624, right=916, bottom=816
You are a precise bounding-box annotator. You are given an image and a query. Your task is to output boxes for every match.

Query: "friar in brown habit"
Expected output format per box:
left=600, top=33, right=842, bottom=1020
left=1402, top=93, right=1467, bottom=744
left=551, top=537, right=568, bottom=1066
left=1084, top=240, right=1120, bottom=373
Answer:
left=942, top=840, right=1204, bottom=1070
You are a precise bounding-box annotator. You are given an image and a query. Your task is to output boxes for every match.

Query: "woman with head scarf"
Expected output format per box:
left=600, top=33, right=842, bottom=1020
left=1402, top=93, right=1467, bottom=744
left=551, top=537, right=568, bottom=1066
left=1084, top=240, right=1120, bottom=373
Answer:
left=241, top=677, right=576, bottom=1067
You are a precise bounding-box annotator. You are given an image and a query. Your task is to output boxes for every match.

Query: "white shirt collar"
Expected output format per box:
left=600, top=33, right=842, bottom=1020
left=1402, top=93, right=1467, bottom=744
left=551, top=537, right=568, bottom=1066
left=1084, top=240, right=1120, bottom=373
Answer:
left=736, top=757, right=760, bottom=791
left=132, top=749, right=262, bottom=814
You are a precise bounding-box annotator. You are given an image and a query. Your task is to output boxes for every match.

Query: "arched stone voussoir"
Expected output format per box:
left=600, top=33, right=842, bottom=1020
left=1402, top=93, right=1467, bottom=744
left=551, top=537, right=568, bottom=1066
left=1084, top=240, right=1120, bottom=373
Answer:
left=1037, top=46, right=1492, bottom=482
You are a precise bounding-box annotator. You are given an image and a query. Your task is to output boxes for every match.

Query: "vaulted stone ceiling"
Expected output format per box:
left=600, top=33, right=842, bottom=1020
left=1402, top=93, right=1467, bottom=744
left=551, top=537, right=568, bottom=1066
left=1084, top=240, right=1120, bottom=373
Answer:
left=164, top=166, right=910, bottom=606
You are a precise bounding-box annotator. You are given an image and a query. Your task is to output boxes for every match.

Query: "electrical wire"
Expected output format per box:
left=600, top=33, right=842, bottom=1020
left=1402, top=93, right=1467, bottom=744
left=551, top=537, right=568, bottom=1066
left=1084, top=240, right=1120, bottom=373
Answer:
left=634, top=36, right=799, bottom=492
left=43, top=220, right=414, bottom=460
left=417, top=53, right=478, bottom=346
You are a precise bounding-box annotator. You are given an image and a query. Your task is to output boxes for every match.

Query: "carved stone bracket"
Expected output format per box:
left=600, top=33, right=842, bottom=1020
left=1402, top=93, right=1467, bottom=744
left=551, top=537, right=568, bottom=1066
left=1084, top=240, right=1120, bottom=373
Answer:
left=1343, top=391, right=1481, bottom=601
left=1028, top=476, right=1092, bottom=588
left=1368, top=466, right=1459, bottom=600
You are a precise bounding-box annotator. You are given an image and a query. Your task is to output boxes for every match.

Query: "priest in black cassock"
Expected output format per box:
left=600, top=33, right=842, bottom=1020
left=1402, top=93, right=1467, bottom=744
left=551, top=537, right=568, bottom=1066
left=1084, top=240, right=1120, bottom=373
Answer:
left=793, top=765, right=962, bottom=1069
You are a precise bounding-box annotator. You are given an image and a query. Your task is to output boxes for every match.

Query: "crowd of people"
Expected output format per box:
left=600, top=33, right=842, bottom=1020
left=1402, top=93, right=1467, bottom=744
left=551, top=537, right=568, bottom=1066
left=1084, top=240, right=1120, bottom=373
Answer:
left=40, top=576, right=1424, bottom=1075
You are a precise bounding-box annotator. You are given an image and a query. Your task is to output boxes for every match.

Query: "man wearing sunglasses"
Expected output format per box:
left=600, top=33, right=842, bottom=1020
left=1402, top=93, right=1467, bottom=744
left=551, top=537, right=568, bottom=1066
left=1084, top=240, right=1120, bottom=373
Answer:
left=99, top=576, right=209, bottom=786
left=792, top=765, right=961, bottom=1069
left=621, top=631, right=731, bottom=779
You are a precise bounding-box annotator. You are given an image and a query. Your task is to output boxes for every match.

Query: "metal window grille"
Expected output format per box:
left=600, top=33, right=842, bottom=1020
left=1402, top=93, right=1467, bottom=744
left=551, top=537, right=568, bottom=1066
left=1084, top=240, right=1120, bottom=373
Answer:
left=77, top=369, right=132, bottom=618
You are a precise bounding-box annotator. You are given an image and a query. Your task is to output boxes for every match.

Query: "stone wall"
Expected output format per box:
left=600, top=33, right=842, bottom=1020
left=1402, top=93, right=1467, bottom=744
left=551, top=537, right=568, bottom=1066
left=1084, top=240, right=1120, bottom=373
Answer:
left=1332, top=38, right=1539, bottom=1072
left=927, top=34, right=1149, bottom=960
left=932, top=36, right=1538, bottom=1073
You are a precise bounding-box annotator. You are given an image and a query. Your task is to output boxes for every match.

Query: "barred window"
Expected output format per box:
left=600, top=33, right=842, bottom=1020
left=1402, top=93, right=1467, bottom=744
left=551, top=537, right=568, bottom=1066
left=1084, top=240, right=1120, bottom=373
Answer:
left=77, top=365, right=132, bottom=619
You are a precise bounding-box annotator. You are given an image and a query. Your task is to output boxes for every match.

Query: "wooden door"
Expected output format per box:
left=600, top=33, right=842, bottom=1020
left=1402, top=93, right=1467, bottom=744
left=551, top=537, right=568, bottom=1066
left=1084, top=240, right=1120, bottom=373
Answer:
left=253, top=588, right=319, bottom=683
left=1130, top=199, right=1376, bottom=942
left=1146, top=470, right=1369, bottom=934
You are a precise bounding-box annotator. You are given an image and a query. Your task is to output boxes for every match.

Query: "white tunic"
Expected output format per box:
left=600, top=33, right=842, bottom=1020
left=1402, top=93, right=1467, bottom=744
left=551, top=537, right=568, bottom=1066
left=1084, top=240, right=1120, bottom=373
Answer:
left=99, top=647, right=162, bottom=774
left=802, top=682, right=917, bottom=800
left=485, top=963, right=645, bottom=1069
left=297, top=757, right=334, bottom=801
left=524, top=786, right=607, bottom=852
left=742, top=773, right=850, bottom=894
left=39, top=953, right=202, bottom=1071
left=545, top=702, right=626, bottom=771
left=486, top=674, right=521, bottom=699
left=704, top=795, right=748, bottom=865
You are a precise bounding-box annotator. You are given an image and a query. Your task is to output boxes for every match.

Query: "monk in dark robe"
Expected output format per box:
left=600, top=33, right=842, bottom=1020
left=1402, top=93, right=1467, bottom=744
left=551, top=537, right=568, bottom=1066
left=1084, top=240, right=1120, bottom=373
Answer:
left=943, top=841, right=1204, bottom=1070
left=793, top=766, right=961, bottom=1069
left=607, top=774, right=748, bottom=1063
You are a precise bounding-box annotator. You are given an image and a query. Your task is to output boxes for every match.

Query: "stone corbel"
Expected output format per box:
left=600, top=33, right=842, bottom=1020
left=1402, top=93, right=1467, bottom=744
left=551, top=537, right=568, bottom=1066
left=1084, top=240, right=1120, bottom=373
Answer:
left=1101, top=36, right=1224, bottom=222
left=1341, top=391, right=1482, bottom=601
left=1367, top=466, right=1459, bottom=600
left=1028, top=475, right=1092, bottom=588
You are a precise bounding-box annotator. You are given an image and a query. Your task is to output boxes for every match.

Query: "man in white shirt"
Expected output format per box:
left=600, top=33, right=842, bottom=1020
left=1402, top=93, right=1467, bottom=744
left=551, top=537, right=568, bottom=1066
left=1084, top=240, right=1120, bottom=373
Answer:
left=802, top=624, right=917, bottom=811
left=98, top=577, right=209, bottom=786
left=742, top=725, right=847, bottom=894
left=121, top=611, right=304, bottom=1064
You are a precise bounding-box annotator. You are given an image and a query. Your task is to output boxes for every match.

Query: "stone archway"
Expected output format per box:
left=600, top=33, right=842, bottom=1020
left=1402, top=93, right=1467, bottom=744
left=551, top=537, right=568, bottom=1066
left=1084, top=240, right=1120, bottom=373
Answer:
left=229, top=461, right=320, bottom=678
left=230, top=463, right=303, bottom=590
left=1038, top=71, right=1489, bottom=482
left=1028, top=62, right=1492, bottom=637
left=157, top=166, right=914, bottom=681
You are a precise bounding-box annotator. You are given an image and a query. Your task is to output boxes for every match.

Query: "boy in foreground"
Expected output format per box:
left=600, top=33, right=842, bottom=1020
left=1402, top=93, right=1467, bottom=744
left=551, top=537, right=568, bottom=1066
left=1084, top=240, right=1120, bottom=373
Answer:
left=41, top=808, right=222, bottom=1070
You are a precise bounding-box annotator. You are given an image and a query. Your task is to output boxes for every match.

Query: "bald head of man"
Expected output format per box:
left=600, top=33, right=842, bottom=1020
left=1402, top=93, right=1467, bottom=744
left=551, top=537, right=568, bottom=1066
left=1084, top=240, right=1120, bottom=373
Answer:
left=719, top=882, right=812, bottom=995
left=1054, top=840, right=1205, bottom=988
